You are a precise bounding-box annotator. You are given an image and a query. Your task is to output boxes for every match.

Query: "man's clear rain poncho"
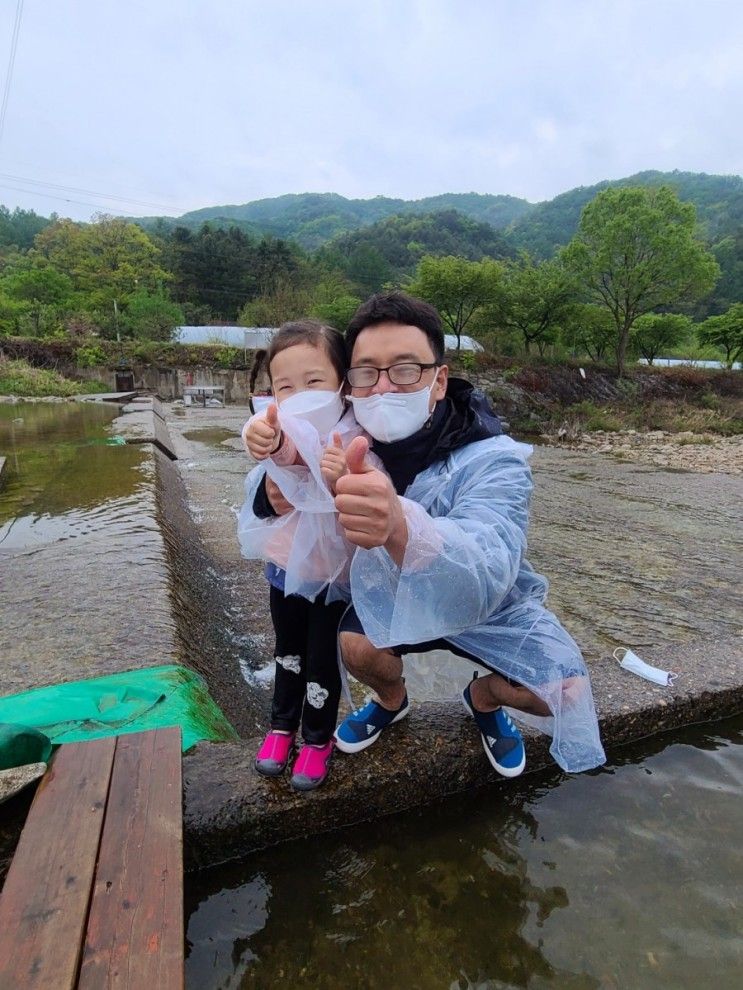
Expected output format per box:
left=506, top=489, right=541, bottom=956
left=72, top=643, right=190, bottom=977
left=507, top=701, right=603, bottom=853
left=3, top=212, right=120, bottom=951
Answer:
left=349, top=434, right=606, bottom=774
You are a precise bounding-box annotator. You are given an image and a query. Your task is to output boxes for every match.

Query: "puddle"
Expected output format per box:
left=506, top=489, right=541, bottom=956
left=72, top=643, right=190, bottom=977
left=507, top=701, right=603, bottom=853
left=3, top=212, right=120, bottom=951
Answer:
left=182, top=428, right=239, bottom=449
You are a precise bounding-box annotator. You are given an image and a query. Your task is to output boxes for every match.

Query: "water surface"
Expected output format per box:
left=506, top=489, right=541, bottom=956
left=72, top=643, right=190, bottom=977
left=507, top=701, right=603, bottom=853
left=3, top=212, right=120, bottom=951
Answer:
left=185, top=716, right=743, bottom=989
left=0, top=402, right=178, bottom=695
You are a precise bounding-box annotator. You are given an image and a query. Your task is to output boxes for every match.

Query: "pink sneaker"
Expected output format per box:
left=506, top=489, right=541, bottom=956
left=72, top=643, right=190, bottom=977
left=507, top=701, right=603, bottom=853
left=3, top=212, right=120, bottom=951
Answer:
left=255, top=730, right=295, bottom=777
left=290, top=740, right=334, bottom=791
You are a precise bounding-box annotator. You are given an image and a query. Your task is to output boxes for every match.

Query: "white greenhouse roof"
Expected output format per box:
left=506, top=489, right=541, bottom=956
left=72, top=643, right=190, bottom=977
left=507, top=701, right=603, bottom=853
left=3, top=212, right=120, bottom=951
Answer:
left=174, top=326, right=277, bottom=347
left=175, top=326, right=484, bottom=353
left=444, top=334, right=484, bottom=352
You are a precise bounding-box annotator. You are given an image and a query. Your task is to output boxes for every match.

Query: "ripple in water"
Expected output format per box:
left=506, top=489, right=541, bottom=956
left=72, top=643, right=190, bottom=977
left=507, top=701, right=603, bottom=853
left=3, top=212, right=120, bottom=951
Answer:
left=185, top=716, right=743, bottom=990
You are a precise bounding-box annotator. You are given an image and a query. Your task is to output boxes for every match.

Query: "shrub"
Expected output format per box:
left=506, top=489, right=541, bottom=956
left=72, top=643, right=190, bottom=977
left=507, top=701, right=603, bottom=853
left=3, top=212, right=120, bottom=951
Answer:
left=74, top=344, right=107, bottom=368
left=567, top=400, right=621, bottom=432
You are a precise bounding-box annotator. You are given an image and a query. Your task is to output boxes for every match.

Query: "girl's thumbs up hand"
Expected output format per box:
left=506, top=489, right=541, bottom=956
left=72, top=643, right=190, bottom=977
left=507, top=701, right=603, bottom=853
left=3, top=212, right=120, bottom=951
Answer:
left=321, top=432, right=348, bottom=492
left=242, top=402, right=282, bottom=460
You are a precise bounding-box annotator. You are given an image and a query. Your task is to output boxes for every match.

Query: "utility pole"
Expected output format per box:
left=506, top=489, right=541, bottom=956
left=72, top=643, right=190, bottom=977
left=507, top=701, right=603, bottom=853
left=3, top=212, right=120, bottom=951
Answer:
left=113, top=299, right=120, bottom=343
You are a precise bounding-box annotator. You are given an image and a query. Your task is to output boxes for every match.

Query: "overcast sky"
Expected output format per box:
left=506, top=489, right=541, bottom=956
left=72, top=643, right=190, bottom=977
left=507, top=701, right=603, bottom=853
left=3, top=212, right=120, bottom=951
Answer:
left=0, top=0, right=741, bottom=222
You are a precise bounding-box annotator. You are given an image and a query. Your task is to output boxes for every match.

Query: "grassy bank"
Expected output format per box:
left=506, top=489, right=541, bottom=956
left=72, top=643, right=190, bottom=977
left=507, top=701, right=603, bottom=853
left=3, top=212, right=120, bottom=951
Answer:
left=0, top=358, right=108, bottom=398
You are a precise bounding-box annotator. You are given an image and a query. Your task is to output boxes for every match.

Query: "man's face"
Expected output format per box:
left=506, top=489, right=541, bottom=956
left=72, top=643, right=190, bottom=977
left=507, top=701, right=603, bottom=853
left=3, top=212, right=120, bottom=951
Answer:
left=349, top=322, right=448, bottom=407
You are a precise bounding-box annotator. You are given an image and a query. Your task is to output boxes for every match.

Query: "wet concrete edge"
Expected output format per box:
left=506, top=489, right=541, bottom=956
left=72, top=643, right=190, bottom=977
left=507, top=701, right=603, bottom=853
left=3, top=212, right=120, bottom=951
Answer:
left=182, top=638, right=743, bottom=872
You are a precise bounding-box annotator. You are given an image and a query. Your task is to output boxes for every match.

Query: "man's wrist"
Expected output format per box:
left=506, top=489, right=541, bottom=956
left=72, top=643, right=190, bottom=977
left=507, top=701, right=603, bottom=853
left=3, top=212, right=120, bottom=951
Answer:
left=384, top=500, right=409, bottom=566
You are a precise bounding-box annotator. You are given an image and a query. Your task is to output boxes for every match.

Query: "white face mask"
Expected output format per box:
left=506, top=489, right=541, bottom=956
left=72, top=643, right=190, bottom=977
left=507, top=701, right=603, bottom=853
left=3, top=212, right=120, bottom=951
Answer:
left=349, top=380, right=436, bottom=444
left=277, top=387, right=344, bottom=437
left=251, top=395, right=273, bottom=416
left=614, top=647, right=677, bottom=687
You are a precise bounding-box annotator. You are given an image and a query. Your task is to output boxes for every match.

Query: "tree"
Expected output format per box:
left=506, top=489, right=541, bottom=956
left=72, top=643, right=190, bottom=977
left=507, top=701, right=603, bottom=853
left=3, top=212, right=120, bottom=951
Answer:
left=0, top=265, right=73, bottom=335
left=407, top=255, right=503, bottom=349
left=560, top=304, right=617, bottom=363
left=697, top=303, right=743, bottom=367
left=238, top=278, right=312, bottom=328
left=484, top=255, right=577, bottom=354
left=34, top=216, right=171, bottom=313
left=122, top=289, right=185, bottom=341
left=630, top=313, right=692, bottom=364
left=308, top=275, right=361, bottom=331
left=562, top=186, right=719, bottom=374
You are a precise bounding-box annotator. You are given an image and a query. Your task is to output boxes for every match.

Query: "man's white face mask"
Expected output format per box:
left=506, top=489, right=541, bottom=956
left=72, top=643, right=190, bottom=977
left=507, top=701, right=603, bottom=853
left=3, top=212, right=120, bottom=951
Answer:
left=278, top=386, right=344, bottom=437
left=349, top=380, right=436, bottom=443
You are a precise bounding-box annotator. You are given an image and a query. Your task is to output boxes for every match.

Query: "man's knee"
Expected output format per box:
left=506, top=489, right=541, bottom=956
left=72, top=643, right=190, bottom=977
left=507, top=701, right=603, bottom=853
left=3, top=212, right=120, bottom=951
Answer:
left=339, top=631, right=376, bottom=672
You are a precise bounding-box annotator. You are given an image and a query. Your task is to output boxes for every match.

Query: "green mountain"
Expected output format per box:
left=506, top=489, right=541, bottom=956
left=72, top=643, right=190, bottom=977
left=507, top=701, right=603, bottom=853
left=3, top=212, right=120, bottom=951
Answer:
left=506, top=170, right=743, bottom=257
left=139, top=191, right=533, bottom=249
left=320, top=209, right=514, bottom=291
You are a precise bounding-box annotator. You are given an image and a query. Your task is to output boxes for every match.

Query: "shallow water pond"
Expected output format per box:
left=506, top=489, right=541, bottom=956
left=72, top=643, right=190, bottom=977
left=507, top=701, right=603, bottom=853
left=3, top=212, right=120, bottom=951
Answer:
left=185, top=716, right=743, bottom=989
left=0, top=401, right=147, bottom=548
left=0, top=402, right=176, bottom=696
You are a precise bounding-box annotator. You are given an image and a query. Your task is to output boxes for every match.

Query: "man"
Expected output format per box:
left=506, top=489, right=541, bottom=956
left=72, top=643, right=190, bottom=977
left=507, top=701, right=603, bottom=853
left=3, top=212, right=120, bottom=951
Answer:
left=331, top=291, right=605, bottom=776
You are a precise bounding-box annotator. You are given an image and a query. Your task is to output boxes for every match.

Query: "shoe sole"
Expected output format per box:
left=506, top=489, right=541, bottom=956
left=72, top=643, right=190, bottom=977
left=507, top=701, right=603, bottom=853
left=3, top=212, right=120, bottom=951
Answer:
left=255, top=759, right=288, bottom=777
left=290, top=772, right=328, bottom=791
left=334, top=702, right=410, bottom=754
left=461, top=691, right=526, bottom=779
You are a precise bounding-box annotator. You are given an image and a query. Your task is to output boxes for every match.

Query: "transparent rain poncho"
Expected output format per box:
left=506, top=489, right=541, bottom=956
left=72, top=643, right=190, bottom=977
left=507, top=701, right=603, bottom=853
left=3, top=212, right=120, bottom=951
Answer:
left=238, top=405, right=371, bottom=603
left=349, top=434, right=606, bottom=773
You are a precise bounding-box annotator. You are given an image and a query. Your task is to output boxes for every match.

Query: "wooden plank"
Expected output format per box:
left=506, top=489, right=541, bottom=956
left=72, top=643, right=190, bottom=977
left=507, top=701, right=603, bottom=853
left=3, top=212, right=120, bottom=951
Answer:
left=0, top=737, right=116, bottom=990
left=78, top=727, right=184, bottom=990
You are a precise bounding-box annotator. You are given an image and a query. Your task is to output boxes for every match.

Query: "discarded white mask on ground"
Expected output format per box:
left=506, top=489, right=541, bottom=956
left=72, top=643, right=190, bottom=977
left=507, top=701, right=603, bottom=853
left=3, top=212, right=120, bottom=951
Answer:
left=613, top=647, right=678, bottom=687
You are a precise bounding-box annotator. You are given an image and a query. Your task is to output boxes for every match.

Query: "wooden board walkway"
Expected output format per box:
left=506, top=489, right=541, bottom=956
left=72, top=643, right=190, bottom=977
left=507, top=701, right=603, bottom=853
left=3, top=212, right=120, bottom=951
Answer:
left=0, top=728, right=183, bottom=990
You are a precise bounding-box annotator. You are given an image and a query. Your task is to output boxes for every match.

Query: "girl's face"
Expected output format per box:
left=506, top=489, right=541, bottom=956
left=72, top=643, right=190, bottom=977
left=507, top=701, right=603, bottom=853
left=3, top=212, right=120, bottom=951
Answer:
left=270, top=342, right=343, bottom=403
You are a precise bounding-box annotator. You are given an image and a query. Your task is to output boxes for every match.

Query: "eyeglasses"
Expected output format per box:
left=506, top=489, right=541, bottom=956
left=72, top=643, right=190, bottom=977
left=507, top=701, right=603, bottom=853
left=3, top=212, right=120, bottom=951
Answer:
left=346, top=362, right=438, bottom=388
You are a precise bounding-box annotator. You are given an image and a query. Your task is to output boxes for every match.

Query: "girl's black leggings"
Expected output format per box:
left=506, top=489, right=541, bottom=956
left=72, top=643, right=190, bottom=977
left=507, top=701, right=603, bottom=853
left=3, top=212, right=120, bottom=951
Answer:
left=269, top=584, right=345, bottom=745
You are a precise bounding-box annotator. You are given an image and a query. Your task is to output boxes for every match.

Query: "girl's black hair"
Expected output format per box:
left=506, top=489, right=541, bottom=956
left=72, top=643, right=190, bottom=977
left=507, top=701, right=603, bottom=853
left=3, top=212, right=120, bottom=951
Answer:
left=266, top=320, right=347, bottom=384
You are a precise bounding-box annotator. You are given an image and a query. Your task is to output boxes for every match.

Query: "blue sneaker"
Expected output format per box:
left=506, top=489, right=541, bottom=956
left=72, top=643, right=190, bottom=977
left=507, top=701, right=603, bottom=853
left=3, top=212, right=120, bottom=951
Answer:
left=334, top=692, right=410, bottom=753
left=462, top=679, right=526, bottom=778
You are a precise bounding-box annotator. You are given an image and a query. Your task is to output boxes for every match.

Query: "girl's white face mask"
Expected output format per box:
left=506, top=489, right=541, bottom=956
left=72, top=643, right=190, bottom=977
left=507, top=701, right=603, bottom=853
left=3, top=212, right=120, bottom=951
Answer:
left=251, top=395, right=273, bottom=416
left=277, top=387, right=344, bottom=437
left=349, top=380, right=436, bottom=444
left=614, top=647, right=677, bottom=687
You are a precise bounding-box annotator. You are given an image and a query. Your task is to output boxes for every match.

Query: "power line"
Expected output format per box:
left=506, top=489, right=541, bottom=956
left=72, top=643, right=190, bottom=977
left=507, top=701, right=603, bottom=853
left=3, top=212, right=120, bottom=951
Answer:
left=0, top=0, right=23, bottom=151
left=0, top=182, right=141, bottom=215
left=0, top=171, right=183, bottom=213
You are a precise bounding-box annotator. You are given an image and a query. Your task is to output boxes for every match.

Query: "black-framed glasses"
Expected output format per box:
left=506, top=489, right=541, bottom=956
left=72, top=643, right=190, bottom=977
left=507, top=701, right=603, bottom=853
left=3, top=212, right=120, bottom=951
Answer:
left=346, top=362, right=438, bottom=388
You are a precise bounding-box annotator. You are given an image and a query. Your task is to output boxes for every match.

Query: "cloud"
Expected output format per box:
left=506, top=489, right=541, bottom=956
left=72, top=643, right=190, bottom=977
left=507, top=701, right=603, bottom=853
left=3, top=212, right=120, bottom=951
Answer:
left=0, top=0, right=741, bottom=221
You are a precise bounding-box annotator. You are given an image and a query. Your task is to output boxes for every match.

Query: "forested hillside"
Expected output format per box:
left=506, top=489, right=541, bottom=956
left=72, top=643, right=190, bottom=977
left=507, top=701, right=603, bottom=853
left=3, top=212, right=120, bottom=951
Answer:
left=1, top=171, right=741, bottom=348
left=317, top=210, right=513, bottom=292
left=138, top=191, right=532, bottom=248
left=506, top=170, right=743, bottom=258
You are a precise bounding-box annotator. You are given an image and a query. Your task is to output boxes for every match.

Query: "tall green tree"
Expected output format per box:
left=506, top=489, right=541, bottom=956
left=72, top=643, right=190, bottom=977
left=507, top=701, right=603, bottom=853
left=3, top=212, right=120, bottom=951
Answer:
left=562, top=186, right=719, bottom=374
left=34, top=216, right=170, bottom=314
left=484, top=255, right=577, bottom=354
left=697, top=303, right=743, bottom=367
left=407, top=255, right=503, bottom=349
left=630, top=313, right=692, bottom=365
left=0, top=265, right=74, bottom=336
left=122, top=289, right=185, bottom=341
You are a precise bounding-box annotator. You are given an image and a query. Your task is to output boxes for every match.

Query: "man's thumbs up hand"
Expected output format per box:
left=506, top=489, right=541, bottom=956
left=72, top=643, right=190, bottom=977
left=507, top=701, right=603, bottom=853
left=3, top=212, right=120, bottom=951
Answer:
left=344, top=436, right=372, bottom=475
left=335, top=439, right=407, bottom=559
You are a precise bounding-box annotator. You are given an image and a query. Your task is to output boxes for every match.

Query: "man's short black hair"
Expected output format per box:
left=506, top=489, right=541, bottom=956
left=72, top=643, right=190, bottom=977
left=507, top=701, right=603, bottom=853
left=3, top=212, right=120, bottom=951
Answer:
left=346, top=291, right=445, bottom=364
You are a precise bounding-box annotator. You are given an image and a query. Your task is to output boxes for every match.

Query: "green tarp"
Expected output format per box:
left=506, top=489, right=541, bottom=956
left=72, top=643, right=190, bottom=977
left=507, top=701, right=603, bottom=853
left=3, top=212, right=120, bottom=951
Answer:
left=0, top=665, right=237, bottom=754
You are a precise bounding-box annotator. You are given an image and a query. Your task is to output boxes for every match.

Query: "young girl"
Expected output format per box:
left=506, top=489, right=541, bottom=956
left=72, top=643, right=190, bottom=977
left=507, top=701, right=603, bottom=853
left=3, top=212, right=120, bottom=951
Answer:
left=238, top=320, right=360, bottom=792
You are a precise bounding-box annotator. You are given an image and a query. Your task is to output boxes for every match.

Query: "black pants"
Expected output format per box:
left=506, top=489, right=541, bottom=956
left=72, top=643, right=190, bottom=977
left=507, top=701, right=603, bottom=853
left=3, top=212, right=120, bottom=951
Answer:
left=269, top=584, right=345, bottom=745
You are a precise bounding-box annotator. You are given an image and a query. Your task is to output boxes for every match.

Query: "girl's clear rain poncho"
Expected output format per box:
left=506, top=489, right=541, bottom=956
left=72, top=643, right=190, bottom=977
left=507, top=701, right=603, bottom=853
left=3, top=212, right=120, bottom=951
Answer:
left=238, top=406, right=365, bottom=603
